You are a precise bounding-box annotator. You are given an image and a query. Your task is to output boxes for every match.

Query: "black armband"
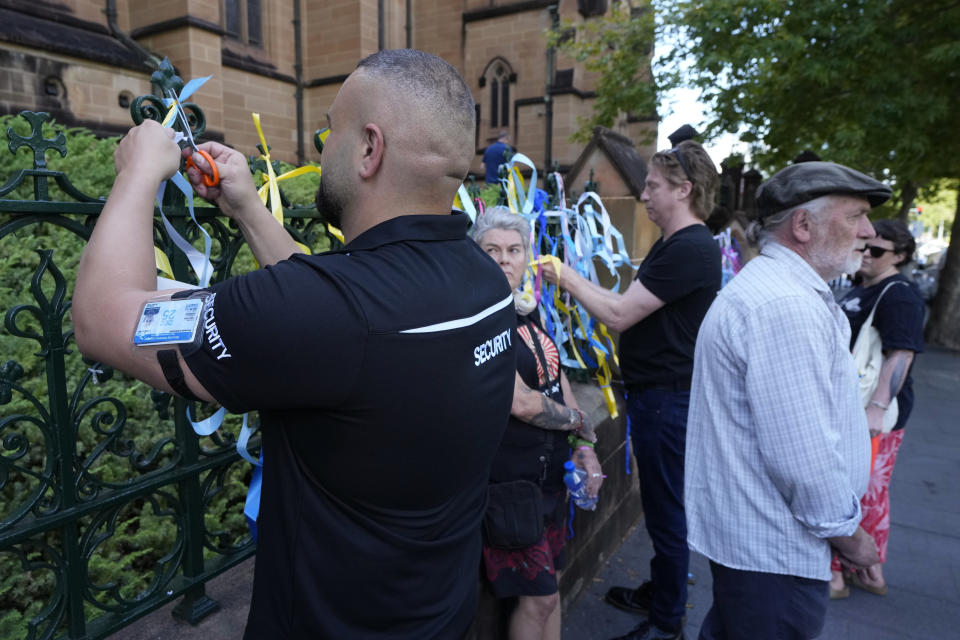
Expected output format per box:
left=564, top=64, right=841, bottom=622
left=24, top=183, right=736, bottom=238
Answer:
left=157, top=349, right=203, bottom=402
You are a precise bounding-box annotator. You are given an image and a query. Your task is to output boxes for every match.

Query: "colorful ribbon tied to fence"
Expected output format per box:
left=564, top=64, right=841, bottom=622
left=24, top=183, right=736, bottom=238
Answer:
left=474, top=153, right=638, bottom=421
left=251, top=113, right=332, bottom=249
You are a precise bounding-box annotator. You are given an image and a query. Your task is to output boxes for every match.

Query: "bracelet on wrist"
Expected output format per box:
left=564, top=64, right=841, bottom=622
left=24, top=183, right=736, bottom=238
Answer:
left=567, top=407, right=585, bottom=432
left=869, top=400, right=889, bottom=410
left=567, top=433, right=594, bottom=447
left=572, top=409, right=597, bottom=442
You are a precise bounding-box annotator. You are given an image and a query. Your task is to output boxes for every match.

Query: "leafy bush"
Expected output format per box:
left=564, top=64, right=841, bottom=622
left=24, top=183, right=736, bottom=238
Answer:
left=0, top=114, right=119, bottom=200
left=251, top=160, right=322, bottom=207
left=0, top=114, right=283, bottom=639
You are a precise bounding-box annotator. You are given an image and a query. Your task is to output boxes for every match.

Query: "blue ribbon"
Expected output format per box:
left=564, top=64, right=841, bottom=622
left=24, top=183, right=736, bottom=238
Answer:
left=155, top=71, right=265, bottom=540
left=236, top=402, right=263, bottom=543
left=186, top=405, right=227, bottom=436
left=245, top=449, right=264, bottom=543
left=236, top=413, right=261, bottom=465
left=624, top=401, right=632, bottom=475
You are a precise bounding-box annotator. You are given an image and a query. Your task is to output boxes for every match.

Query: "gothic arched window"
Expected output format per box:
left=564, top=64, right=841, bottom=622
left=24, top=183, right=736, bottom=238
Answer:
left=224, top=0, right=262, bottom=46
left=481, top=59, right=514, bottom=129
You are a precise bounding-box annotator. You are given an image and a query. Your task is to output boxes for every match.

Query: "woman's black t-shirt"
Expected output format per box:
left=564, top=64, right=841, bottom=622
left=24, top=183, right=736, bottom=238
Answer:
left=839, top=273, right=925, bottom=430
left=489, top=313, right=569, bottom=493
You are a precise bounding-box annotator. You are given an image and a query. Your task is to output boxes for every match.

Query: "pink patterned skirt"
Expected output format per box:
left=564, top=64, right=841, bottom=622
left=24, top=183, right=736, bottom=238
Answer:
left=832, top=429, right=906, bottom=570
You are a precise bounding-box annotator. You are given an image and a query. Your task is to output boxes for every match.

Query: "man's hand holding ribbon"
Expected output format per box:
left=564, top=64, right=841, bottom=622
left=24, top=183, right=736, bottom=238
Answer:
left=183, top=141, right=300, bottom=266
left=116, top=120, right=182, bottom=184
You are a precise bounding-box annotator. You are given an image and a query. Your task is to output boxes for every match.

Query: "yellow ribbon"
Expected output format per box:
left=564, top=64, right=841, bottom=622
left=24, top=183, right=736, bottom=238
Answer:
left=252, top=113, right=285, bottom=225
left=571, top=314, right=619, bottom=418
left=251, top=114, right=340, bottom=251
left=153, top=101, right=183, bottom=276
left=517, top=279, right=536, bottom=309
left=161, top=100, right=179, bottom=128
left=595, top=359, right=619, bottom=419
left=597, top=324, right=621, bottom=369
left=504, top=165, right=526, bottom=214
left=537, top=257, right=620, bottom=419
left=529, top=254, right=562, bottom=285
left=511, top=188, right=623, bottom=418
left=560, top=299, right=590, bottom=370
left=155, top=246, right=174, bottom=280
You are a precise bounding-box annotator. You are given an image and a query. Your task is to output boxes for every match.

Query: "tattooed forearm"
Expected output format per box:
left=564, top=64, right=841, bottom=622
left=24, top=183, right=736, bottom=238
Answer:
left=514, top=374, right=580, bottom=431
left=528, top=394, right=575, bottom=430
left=887, top=351, right=912, bottom=399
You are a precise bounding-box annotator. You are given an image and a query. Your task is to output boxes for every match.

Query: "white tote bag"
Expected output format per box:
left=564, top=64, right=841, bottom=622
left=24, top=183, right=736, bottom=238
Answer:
left=851, top=281, right=905, bottom=433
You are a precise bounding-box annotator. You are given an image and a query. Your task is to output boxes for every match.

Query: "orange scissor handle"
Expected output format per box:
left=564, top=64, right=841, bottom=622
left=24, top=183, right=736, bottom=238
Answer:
left=186, top=149, right=220, bottom=187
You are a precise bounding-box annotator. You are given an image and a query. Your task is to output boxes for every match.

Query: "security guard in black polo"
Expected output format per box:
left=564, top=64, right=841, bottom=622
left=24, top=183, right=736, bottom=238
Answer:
left=74, top=50, right=516, bottom=639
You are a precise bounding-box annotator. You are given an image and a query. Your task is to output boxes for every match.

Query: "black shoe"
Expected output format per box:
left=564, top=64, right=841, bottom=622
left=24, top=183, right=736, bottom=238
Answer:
left=609, top=619, right=683, bottom=640
left=604, top=580, right=655, bottom=614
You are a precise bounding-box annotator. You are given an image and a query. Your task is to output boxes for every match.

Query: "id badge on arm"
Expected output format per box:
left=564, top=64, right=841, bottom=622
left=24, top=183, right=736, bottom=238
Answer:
left=133, top=295, right=208, bottom=347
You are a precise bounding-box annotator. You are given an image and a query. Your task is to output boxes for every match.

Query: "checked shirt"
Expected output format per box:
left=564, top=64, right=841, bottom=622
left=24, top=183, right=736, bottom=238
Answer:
left=685, top=242, right=871, bottom=581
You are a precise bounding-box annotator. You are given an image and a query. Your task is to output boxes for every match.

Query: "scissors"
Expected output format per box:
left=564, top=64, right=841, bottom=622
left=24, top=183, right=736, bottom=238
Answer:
left=165, top=89, right=220, bottom=187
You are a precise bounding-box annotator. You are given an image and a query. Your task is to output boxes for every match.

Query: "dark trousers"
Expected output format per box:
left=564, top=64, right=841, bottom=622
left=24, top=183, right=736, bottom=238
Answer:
left=629, top=389, right=690, bottom=630
left=699, top=561, right=828, bottom=640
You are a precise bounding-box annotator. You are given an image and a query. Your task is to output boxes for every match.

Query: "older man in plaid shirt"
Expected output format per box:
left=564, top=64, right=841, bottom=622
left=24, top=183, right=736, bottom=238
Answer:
left=685, top=162, right=890, bottom=640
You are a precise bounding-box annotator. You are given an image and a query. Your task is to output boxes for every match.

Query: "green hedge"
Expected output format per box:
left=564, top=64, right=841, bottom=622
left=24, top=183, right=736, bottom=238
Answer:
left=0, top=114, right=328, bottom=639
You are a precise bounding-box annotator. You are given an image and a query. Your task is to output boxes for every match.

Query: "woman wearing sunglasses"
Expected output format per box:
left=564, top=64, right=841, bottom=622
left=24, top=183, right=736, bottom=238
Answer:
left=833, top=219, right=926, bottom=598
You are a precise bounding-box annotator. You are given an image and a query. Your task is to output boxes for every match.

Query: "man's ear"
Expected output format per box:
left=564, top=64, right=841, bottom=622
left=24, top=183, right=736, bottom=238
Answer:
left=791, top=208, right=814, bottom=243
left=676, top=180, right=693, bottom=201
left=358, top=123, right=384, bottom=179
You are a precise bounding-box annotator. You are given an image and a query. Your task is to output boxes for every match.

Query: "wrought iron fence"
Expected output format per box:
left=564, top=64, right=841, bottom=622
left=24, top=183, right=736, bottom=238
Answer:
left=0, top=64, right=330, bottom=640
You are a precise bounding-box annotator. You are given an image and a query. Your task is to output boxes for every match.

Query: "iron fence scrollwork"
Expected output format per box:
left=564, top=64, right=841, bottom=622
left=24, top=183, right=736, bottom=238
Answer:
left=0, top=59, right=326, bottom=639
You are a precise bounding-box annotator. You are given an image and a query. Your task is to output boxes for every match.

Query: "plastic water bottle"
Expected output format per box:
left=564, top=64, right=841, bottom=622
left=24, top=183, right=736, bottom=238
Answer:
left=563, top=461, right=598, bottom=511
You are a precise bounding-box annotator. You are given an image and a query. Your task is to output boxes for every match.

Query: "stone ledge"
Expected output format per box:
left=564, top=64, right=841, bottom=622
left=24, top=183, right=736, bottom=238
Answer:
left=0, top=8, right=150, bottom=71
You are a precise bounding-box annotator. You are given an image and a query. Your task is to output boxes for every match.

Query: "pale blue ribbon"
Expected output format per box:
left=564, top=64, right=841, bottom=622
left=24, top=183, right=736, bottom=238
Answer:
left=154, top=73, right=264, bottom=538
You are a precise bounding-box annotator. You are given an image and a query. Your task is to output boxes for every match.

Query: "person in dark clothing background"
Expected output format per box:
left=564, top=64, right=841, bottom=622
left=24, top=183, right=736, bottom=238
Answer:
left=832, top=218, right=925, bottom=598
left=484, top=130, right=513, bottom=183
left=542, top=141, right=722, bottom=640
left=473, top=206, right=602, bottom=640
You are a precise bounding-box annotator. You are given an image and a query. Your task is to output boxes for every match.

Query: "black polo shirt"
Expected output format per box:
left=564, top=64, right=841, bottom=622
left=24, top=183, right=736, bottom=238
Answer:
left=181, top=213, right=516, bottom=639
left=619, top=224, right=721, bottom=389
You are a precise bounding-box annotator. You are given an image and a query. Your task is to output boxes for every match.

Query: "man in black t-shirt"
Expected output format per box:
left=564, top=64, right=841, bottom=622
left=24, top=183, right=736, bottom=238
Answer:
left=74, top=50, right=516, bottom=639
left=542, top=141, right=721, bottom=640
left=833, top=218, right=925, bottom=598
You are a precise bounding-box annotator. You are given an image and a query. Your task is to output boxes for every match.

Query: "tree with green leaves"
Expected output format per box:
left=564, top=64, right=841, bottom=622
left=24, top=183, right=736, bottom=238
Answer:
left=658, top=0, right=959, bottom=207
left=548, top=1, right=659, bottom=143
left=561, top=0, right=960, bottom=348
left=658, top=0, right=960, bottom=347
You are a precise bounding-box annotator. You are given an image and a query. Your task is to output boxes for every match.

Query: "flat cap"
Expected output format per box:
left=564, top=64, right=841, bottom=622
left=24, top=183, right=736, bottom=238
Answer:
left=756, top=161, right=891, bottom=219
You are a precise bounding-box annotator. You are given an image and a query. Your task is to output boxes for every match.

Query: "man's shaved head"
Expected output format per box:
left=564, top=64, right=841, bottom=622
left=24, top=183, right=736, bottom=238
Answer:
left=356, top=49, right=475, bottom=120
left=315, top=49, right=478, bottom=238
left=354, top=49, right=476, bottom=179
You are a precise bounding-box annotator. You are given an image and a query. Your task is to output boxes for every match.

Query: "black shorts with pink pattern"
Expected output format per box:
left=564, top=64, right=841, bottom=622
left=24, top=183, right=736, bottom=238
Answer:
left=481, top=491, right=567, bottom=598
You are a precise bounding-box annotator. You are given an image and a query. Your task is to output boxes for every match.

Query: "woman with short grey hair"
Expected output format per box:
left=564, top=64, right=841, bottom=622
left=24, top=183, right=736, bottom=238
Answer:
left=472, top=206, right=536, bottom=314
left=472, top=206, right=603, bottom=640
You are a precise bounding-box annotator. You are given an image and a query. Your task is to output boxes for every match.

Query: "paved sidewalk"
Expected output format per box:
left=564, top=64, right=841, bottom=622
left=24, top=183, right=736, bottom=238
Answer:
left=111, top=348, right=959, bottom=639
left=564, top=347, right=960, bottom=639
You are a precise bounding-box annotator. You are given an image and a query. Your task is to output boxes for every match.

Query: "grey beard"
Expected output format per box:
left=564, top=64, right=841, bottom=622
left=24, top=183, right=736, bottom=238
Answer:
left=844, top=251, right=864, bottom=276
left=808, top=244, right=863, bottom=281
